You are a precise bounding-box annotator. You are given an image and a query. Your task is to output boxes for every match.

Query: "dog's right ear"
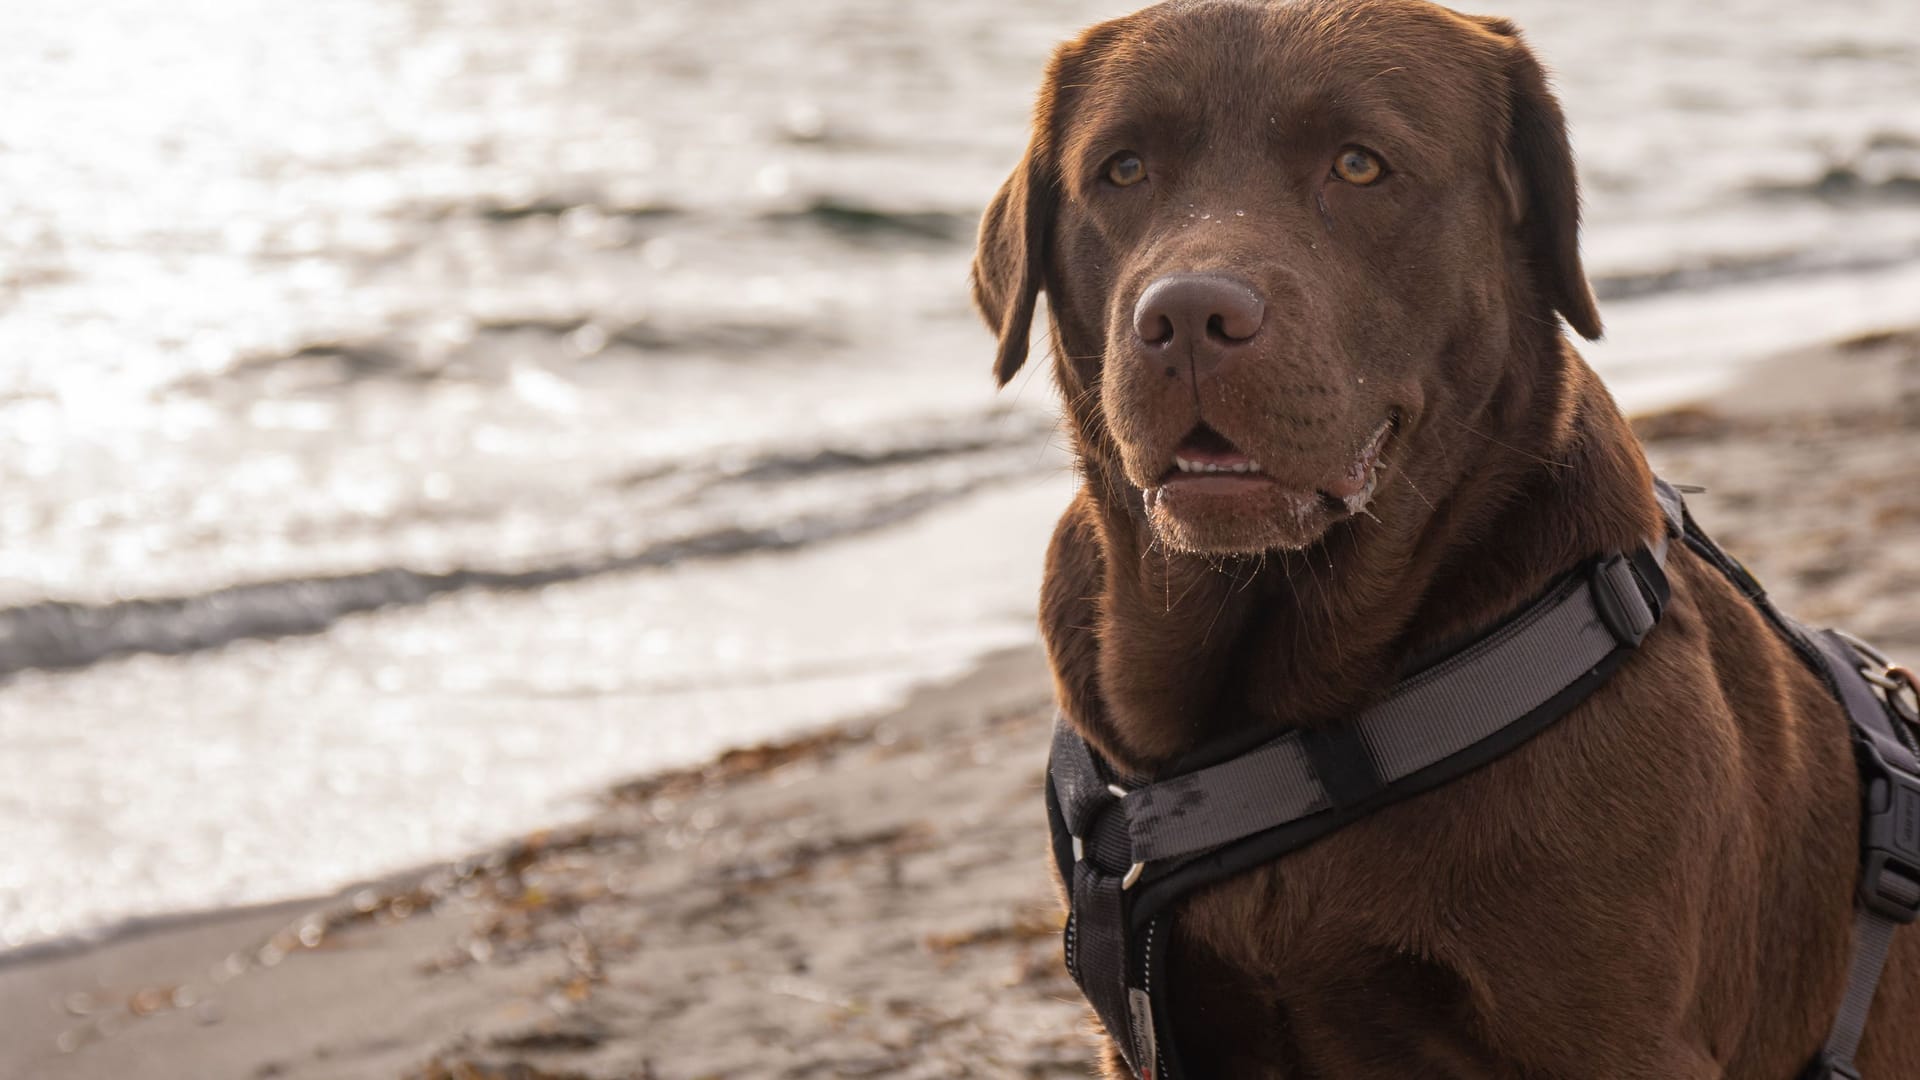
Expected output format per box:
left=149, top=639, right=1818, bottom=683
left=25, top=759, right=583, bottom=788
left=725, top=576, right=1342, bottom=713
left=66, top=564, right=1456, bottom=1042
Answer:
left=974, top=25, right=1120, bottom=388
left=972, top=140, right=1055, bottom=388
left=974, top=27, right=1120, bottom=386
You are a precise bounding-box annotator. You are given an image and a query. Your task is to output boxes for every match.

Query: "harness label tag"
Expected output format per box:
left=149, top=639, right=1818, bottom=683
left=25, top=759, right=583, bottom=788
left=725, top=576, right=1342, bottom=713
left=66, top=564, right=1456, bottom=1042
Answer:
left=1127, top=987, right=1158, bottom=1079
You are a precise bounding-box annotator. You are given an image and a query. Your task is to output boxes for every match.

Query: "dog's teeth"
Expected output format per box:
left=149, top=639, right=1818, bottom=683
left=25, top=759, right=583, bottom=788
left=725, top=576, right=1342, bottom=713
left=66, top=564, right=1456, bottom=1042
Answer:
left=1174, top=457, right=1264, bottom=475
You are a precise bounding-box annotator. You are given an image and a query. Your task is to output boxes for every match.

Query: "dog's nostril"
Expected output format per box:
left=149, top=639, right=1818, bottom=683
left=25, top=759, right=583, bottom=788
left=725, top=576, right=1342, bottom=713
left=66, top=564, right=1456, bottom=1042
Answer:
left=1209, top=308, right=1261, bottom=343
left=1139, top=314, right=1174, bottom=346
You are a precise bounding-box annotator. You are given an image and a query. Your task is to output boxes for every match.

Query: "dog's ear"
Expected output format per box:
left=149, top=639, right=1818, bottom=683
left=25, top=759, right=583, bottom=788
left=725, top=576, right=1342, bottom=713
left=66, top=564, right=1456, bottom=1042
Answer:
left=972, top=145, right=1054, bottom=387
left=1480, top=19, right=1603, bottom=341
left=974, top=25, right=1118, bottom=387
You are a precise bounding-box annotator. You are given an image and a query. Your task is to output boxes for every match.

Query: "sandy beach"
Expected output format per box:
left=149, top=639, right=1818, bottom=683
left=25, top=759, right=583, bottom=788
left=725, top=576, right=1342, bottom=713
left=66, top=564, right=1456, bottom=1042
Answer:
left=3, top=327, right=1914, bottom=1080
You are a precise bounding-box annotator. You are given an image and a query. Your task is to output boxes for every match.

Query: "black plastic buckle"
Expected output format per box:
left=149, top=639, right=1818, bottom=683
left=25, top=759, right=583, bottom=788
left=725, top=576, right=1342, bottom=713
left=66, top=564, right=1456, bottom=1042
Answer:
left=1591, top=553, right=1657, bottom=648
left=1859, top=767, right=1920, bottom=923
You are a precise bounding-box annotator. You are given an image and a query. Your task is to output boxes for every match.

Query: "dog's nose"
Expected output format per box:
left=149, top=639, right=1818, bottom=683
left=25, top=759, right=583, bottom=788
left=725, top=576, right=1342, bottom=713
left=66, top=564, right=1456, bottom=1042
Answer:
left=1133, top=274, right=1266, bottom=359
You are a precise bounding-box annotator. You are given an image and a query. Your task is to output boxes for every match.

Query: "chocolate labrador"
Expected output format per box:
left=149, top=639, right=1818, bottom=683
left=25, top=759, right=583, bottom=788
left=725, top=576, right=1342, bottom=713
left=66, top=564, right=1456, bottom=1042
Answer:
left=971, top=0, right=1920, bottom=1076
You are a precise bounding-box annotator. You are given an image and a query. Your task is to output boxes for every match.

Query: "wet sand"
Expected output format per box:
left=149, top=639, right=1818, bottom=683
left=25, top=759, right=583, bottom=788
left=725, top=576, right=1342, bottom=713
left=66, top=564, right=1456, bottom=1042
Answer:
left=2, top=328, right=1916, bottom=1080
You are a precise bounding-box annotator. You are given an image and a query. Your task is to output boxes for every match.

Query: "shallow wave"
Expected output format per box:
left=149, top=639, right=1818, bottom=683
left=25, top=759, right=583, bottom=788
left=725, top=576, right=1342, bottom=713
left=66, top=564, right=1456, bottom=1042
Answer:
left=760, top=197, right=976, bottom=244
left=1749, top=167, right=1920, bottom=205
left=0, top=475, right=999, bottom=677
left=1592, top=241, right=1920, bottom=302
left=191, top=315, right=849, bottom=391
left=1746, top=134, right=1920, bottom=206
left=404, top=191, right=977, bottom=247
left=0, top=410, right=1057, bottom=677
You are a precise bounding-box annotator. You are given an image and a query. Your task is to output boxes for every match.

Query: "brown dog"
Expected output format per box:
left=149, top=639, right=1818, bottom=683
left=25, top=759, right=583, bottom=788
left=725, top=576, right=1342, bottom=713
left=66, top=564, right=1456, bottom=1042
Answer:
left=972, top=1, right=1920, bottom=1076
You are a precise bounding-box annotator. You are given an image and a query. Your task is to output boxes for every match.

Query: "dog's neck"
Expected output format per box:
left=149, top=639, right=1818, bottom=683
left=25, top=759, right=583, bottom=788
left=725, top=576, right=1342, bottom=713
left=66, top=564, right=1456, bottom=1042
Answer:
left=1074, top=335, right=1662, bottom=775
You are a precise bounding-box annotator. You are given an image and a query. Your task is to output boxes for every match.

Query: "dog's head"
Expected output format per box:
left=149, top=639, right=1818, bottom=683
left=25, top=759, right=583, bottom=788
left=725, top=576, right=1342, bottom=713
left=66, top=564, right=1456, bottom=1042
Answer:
left=974, top=0, right=1600, bottom=555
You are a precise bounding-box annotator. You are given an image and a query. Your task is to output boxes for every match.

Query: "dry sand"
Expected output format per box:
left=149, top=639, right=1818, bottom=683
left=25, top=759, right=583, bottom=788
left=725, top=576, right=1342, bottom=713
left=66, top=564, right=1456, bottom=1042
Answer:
left=2, top=329, right=1916, bottom=1080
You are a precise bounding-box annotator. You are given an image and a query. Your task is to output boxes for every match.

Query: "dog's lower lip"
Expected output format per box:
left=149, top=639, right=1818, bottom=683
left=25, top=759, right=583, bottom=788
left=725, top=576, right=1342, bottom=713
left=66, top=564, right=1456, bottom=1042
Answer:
left=1155, top=472, right=1279, bottom=498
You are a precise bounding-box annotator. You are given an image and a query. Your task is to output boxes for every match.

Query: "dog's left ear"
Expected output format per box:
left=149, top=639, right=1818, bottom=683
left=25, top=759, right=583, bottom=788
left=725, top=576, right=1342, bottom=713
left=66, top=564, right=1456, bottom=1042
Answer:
left=972, top=146, right=1054, bottom=387
left=1479, top=19, right=1603, bottom=341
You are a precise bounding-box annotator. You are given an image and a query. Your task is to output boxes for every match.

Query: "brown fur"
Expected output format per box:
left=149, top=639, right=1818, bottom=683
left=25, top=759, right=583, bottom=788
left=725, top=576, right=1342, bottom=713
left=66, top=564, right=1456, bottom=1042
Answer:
left=973, top=1, right=1920, bottom=1075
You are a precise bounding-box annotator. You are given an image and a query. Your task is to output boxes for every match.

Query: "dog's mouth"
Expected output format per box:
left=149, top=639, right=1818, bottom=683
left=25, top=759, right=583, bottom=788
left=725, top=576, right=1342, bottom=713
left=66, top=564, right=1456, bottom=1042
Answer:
left=1155, top=419, right=1394, bottom=508
left=1163, top=425, right=1268, bottom=481
left=1146, top=417, right=1396, bottom=553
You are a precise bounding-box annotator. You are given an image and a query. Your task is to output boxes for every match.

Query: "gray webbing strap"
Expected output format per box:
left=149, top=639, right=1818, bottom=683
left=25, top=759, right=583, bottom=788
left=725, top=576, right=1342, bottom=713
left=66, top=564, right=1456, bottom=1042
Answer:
left=1807, top=633, right=1920, bottom=1079
left=1824, top=872, right=1920, bottom=1071
left=1653, top=477, right=1686, bottom=539
left=1121, top=548, right=1666, bottom=864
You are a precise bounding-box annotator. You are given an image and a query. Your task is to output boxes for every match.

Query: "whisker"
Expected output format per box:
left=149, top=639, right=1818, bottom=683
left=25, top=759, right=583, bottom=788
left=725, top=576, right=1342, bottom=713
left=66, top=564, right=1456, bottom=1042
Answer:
left=1447, top=416, right=1569, bottom=471
left=1200, top=560, right=1242, bottom=647
left=1395, top=460, right=1438, bottom=513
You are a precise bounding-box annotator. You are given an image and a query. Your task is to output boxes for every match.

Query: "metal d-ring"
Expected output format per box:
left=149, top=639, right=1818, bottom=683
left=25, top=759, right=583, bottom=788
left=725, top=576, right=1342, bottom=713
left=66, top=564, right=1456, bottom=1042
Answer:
left=1103, top=783, right=1147, bottom=889
left=1887, top=666, right=1920, bottom=726
left=1067, top=830, right=1144, bottom=888
left=1070, top=785, right=1132, bottom=864
left=1838, top=629, right=1895, bottom=670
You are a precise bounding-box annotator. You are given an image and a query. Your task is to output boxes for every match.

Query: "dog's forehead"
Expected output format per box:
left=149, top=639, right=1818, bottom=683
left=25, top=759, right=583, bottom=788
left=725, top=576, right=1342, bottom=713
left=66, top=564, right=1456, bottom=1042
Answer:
left=1066, top=0, right=1507, bottom=154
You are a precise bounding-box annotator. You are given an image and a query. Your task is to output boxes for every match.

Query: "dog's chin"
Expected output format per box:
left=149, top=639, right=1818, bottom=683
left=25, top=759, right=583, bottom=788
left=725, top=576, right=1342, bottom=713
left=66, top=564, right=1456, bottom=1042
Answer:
left=1144, top=478, right=1345, bottom=554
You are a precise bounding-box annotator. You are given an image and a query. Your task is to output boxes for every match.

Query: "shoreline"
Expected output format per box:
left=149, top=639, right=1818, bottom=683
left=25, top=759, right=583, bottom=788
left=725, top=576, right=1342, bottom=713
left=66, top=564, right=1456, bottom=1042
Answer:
left=3, top=327, right=1915, bottom=1080
left=1, top=647, right=1081, bottom=1080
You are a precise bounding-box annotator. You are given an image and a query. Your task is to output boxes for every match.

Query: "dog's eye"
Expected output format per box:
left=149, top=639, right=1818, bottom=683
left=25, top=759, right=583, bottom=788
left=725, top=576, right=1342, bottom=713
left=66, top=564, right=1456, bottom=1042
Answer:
left=1105, top=153, right=1147, bottom=188
left=1331, top=147, right=1386, bottom=186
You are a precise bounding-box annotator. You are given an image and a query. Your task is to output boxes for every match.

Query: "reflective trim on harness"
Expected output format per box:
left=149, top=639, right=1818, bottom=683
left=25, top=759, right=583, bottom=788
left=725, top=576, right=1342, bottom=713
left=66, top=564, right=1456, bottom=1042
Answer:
left=1046, top=478, right=1920, bottom=1080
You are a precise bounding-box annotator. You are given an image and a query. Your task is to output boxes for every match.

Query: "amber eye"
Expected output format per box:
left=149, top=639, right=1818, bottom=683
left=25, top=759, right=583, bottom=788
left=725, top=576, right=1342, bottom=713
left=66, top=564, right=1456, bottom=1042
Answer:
left=1105, top=153, right=1147, bottom=187
left=1332, top=147, right=1386, bottom=185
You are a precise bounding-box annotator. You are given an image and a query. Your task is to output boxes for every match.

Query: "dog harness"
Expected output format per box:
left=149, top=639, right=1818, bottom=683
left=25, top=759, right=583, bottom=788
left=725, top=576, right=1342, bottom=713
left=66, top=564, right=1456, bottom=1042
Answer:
left=1045, top=479, right=1920, bottom=1079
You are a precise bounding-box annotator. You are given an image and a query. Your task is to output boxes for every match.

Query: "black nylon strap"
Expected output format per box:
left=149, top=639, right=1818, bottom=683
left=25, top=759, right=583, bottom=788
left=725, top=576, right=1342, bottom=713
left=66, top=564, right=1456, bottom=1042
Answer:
left=1051, top=720, right=1112, bottom=837
left=1068, top=861, right=1139, bottom=1072
left=1300, top=723, right=1383, bottom=809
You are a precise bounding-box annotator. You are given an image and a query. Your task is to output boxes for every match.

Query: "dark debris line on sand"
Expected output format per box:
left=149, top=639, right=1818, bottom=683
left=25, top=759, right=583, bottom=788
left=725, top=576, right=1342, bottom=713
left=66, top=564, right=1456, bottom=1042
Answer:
left=1633, top=327, right=1920, bottom=655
